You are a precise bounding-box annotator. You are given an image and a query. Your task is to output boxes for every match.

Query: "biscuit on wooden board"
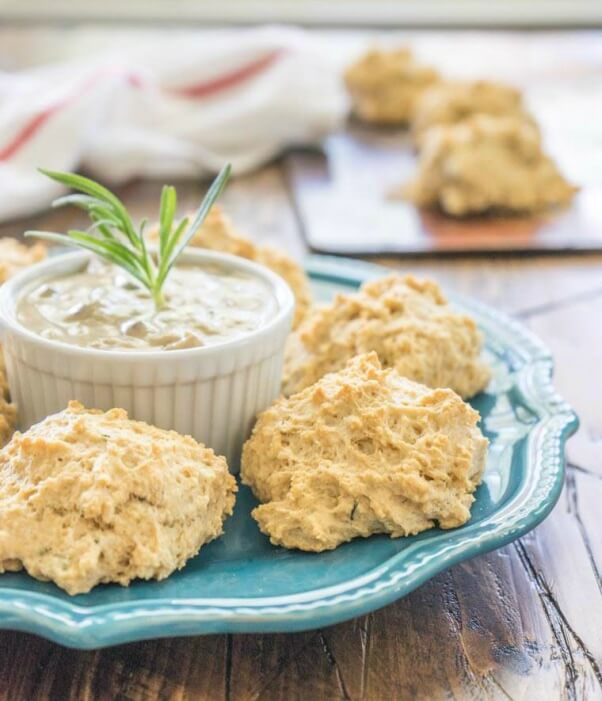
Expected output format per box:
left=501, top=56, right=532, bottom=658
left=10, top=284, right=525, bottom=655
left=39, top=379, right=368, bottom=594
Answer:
left=411, top=79, right=533, bottom=147
left=404, top=115, right=577, bottom=216
left=344, top=47, right=440, bottom=125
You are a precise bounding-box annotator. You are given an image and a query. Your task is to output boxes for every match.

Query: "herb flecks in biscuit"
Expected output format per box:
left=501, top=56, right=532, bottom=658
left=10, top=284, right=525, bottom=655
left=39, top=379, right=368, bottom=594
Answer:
left=0, top=402, right=237, bottom=595
left=242, top=353, right=488, bottom=552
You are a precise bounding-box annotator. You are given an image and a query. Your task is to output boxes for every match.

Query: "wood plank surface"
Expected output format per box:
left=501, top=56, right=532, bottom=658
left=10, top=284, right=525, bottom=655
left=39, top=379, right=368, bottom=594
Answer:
left=1, top=160, right=601, bottom=701
left=1, top=26, right=602, bottom=701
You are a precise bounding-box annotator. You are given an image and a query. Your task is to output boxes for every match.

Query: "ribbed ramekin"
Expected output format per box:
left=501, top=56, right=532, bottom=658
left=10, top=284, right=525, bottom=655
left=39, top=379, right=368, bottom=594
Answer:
left=0, top=249, right=294, bottom=471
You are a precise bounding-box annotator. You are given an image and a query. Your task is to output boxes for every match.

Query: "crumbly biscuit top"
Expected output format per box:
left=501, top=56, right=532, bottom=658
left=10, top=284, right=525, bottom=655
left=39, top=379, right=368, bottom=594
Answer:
left=345, top=48, right=439, bottom=90
left=412, top=79, right=529, bottom=145
left=0, top=238, right=46, bottom=284
left=404, top=114, right=577, bottom=215
left=283, top=274, right=490, bottom=399
left=344, top=47, right=440, bottom=124
left=0, top=401, right=236, bottom=594
left=243, top=353, right=488, bottom=551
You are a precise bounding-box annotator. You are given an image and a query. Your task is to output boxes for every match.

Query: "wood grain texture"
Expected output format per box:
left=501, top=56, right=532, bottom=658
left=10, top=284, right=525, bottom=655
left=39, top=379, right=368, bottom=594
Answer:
left=1, top=168, right=601, bottom=701
left=1, top=27, right=602, bottom=701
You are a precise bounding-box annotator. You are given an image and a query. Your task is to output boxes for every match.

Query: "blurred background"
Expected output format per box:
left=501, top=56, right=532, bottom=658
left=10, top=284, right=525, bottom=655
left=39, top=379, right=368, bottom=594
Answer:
left=0, top=0, right=600, bottom=255
left=1, top=0, right=602, bottom=26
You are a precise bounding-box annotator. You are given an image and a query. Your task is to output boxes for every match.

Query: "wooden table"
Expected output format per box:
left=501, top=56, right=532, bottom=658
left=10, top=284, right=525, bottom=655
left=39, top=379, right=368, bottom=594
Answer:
left=1, top=26, right=602, bottom=701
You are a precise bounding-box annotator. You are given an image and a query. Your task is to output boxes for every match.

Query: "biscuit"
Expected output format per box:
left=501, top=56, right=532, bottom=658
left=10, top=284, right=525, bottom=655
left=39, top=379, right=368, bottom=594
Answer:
left=0, top=353, right=16, bottom=448
left=344, top=48, right=440, bottom=125
left=0, top=237, right=46, bottom=284
left=283, top=274, right=490, bottom=399
left=411, top=79, right=533, bottom=147
left=0, top=401, right=237, bottom=595
left=404, top=115, right=577, bottom=216
left=149, top=206, right=311, bottom=328
left=0, top=238, right=46, bottom=445
left=242, top=353, right=488, bottom=551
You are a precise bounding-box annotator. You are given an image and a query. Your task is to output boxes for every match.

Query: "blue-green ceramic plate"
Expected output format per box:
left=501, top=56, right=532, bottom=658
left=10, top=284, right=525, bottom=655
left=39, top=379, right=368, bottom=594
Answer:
left=0, top=255, right=578, bottom=649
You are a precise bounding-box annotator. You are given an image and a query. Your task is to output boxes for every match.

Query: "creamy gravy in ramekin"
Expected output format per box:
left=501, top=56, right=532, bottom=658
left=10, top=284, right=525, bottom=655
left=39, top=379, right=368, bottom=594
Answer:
left=17, top=260, right=278, bottom=351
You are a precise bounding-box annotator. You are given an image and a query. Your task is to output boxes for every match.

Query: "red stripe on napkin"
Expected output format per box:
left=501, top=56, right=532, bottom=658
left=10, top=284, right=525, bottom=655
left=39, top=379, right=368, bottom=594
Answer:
left=0, top=73, right=104, bottom=162
left=0, top=102, right=65, bottom=161
left=168, top=49, right=283, bottom=98
left=0, top=50, right=283, bottom=161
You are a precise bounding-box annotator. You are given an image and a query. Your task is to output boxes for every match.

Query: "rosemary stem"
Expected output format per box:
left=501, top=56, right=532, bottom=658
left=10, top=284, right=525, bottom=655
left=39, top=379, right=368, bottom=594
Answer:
left=28, top=164, right=232, bottom=312
left=151, top=286, right=165, bottom=310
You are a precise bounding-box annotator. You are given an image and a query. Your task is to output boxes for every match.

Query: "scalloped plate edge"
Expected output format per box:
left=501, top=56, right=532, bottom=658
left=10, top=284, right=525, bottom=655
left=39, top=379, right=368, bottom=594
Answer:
left=0, top=255, right=579, bottom=648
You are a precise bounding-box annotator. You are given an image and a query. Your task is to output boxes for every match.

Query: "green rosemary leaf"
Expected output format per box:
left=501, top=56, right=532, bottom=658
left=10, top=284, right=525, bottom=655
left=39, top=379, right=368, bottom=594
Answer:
left=160, top=216, right=189, bottom=269
left=24, top=231, right=77, bottom=246
left=51, top=194, right=103, bottom=210
left=42, top=169, right=123, bottom=211
left=86, top=219, right=120, bottom=239
left=158, top=186, right=176, bottom=259
left=88, top=203, right=120, bottom=222
left=25, top=229, right=147, bottom=285
left=66, top=231, right=149, bottom=284
left=170, top=164, right=231, bottom=265
left=136, top=218, right=156, bottom=286
left=156, top=164, right=231, bottom=289
left=67, top=230, right=143, bottom=266
left=31, top=164, right=231, bottom=310
left=88, top=207, right=130, bottom=244
left=40, top=169, right=140, bottom=249
left=173, top=216, right=190, bottom=241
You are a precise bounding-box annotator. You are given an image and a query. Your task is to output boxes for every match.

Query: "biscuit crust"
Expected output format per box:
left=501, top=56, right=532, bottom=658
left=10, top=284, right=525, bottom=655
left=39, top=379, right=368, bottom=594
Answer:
left=344, top=48, right=440, bottom=125
left=0, top=238, right=46, bottom=284
left=0, top=238, right=46, bottom=445
left=283, top=274, right=490, bottom=399
left=0, top=353, right=16, bottom=448
left=404, top=115, right=577, bottom=216
left=0, top=402, right=237, bottom=594
left=411, top=80, right=532, bottom=147
left=242, top=353, right=488, bottom=551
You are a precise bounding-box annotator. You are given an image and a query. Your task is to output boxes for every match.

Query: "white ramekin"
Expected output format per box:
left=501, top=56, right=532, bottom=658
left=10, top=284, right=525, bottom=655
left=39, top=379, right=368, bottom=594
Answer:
left=0, top=249, right=294, bottom=471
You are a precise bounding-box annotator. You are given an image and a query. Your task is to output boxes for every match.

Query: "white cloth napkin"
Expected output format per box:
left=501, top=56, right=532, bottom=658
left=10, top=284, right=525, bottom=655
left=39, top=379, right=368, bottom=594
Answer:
left=0, top=27, right=347, bottom=222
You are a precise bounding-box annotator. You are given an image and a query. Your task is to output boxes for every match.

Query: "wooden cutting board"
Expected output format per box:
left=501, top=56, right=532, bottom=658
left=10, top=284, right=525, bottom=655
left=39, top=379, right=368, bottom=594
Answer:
left=286, top=124, right=602, bottom=257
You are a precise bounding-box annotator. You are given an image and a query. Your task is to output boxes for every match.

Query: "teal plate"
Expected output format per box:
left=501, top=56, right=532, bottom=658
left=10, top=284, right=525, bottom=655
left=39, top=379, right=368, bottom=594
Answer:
left=0, top=255, right=578, bottom=649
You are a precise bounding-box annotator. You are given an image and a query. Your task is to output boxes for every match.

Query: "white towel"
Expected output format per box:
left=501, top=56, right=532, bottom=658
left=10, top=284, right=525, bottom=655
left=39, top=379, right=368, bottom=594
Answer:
left=0, top=26, right=347, bottom=222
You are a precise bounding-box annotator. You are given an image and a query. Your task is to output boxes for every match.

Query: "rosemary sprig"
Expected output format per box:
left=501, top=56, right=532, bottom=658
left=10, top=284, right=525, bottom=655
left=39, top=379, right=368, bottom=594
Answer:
left=26, top=164, right=232, bottom=309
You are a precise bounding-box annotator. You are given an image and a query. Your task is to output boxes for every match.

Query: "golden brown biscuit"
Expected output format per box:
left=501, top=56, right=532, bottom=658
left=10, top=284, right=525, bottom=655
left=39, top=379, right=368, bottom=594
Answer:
left=242, top=353, right=488, bottom=551
left=404, top=115, right=577, bottom=216
left=0, top=401, right=237, bottom=595
left=283, top=274, right=490, bottom=399
left=411, top=79, right=533, bottom=147
left=149, top=206, right=311, bottom=328
left=0, top=237, right=46, bottom=284
left=0, top=353, right=16, bottom=448
left=344, top=47, right=440, bottom=125
left=0, top=238, right=46, bottom=445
